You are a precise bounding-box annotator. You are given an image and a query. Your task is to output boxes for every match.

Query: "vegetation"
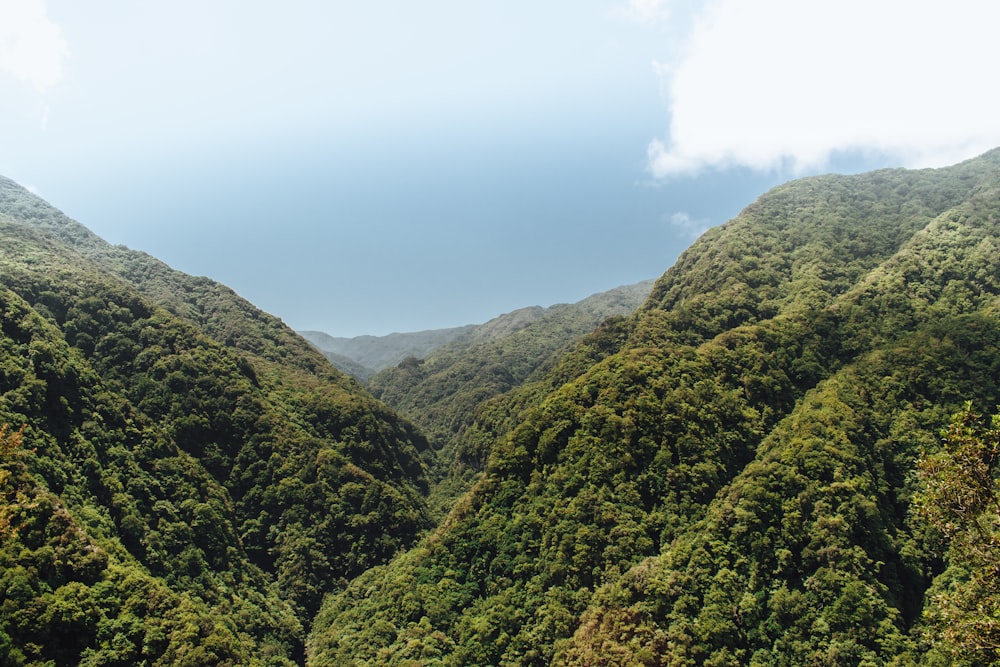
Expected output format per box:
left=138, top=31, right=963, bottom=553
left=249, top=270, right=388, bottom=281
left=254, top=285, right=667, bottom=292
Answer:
left=914, top=405, right=1000, bottom=663
left=303, top=282, right=650, bottom=383
left=366, top=281, right=652, bottom=516
left=3, top=148, right=1000, bottom=665
left=300, top=326, right=478, bottom=381
left=308, top=149, right=1000, bottom=665
left=0, top=178, right=433, bottom=664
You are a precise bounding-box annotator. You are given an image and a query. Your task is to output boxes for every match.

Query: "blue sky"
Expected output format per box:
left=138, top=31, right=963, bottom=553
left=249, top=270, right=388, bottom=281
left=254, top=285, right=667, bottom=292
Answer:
left=2, top=1, right=999, bottom=336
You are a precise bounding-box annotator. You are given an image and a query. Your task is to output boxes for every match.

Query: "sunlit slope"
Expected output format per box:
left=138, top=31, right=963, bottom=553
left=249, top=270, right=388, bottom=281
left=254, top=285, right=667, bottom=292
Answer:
left=0, top=181, right=434, bottom=664
left=367, top=280, right=653, bottom=516
left=307, top=150, right=1000, bottom=666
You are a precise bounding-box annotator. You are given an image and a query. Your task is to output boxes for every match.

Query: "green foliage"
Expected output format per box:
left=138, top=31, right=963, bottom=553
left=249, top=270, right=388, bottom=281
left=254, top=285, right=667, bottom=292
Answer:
left=309, top=149, right=1000, bottom=665
left=914, top=405, right=1000, bottom=664
left=5, top=149, right=1000, bottom=665
left=0, top=177, right=437, bottom=663
left=0, top=285, right=305, bottom=663
left=368, top=285, right=651, bottom=519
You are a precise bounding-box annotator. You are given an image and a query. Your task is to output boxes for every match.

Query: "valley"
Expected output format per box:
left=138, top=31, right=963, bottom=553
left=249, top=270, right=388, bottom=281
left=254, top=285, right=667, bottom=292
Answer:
left=2, top=150, right=1000, bottom=665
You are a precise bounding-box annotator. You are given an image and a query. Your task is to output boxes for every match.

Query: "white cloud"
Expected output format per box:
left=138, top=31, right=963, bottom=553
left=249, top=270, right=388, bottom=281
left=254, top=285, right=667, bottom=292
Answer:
left=666, top=211, right=711, bottom=239
left=0, top=0, right=69, bottom=90
left=651, top=0, right=1000, bottom=176
left=615, top=0, right=671, bottom=23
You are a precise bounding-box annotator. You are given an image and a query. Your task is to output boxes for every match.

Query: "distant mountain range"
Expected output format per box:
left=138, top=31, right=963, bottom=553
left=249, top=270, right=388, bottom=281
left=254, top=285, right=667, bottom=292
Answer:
left=299, top=325, right=478, bottom=380
left=299, top=280, right=654, bottom=381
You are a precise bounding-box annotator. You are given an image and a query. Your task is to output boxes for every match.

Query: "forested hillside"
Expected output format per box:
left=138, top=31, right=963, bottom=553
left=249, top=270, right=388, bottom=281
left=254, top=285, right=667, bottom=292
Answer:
left=301, top=281, right=651, bottom=383
left=367, top=281, right=653, bottom=514
left=0, top=178, right=433, bottom=664
left=308, top=150, right=1000, bottom=665
left=4, top=149, right=1000, bottom=666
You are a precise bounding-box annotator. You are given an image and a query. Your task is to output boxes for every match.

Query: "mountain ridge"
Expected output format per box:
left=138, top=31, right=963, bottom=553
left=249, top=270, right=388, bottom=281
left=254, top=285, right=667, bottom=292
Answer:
left=0, top=175, right=435, bottom=664
left=3, top=149, right=1000, bottom=664
left=308, top=148, right=1000, bottom=665
left=299, top=325, right=478, bottom=380
left=300, top=280, right=653, bottom=381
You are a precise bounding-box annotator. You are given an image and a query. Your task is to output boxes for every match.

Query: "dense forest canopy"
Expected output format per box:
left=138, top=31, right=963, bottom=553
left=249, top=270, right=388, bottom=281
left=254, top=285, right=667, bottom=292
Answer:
left=0, top=178, right=433, bottom=664
left=1, top=149, right=1000, bottom=665
left=309, top=150, right=1000, bottom=666
left=366, top=280, right=653, bottom=517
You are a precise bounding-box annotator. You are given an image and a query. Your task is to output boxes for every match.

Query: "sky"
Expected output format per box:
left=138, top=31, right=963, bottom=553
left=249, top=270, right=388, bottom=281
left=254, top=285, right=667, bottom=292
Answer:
left=1, top=1, right=999, bottom=337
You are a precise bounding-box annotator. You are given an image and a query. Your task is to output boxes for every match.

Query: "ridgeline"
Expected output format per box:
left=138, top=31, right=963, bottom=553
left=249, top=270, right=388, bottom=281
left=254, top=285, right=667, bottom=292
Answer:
left=3, top=150, right=1000, bottom=665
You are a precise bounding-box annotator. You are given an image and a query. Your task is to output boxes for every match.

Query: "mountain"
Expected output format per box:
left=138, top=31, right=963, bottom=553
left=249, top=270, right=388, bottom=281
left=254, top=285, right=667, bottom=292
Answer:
left=300, top=326, right=477, bottom=381
left=0, top=177, right=433, bottom=664
left=300, top=280, right=652, bottom=382
left=307, top=150, right=1000, bottom=665
left=294, top=334, right=383, bottom=382
left=367, top=281, right=654, bottom=515
left=7, top=148, right=1000, bottom=666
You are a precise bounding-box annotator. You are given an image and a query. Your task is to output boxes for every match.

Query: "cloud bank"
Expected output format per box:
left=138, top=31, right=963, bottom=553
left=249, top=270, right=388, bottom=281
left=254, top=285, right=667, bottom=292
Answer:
left=615, top=0, right=671, bottom=24
left=651, top=0, right=1000, bottom=176
left=0, top=0, right=68, bottom=90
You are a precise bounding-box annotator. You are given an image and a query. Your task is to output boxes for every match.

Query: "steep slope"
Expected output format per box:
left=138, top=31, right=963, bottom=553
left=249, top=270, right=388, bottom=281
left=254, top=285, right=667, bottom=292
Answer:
left=0, top=181, right=434, bottom=664
left=307, top=150, right=1000, bottom=665
left=0, top=176, right=333, bottom=378
left=368, top=281, right=653, bottom=514
left=0, top=285, right=302, bottom=664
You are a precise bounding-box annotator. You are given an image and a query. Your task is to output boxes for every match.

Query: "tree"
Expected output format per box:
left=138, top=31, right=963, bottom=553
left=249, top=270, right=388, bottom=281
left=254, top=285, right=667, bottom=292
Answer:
left=0, top=423, right=29, bottom=537
left=915, top=404, right=1000, bottom=662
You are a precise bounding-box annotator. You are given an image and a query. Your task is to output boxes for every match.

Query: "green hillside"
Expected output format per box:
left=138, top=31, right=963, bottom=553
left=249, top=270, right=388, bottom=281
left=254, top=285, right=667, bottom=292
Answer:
left=307, top=150, right=1000, bottom=665
left=367, top=280, right=653, bottom=516
left=0, top=179, right=433, bottom=664
left=4, top=149, right=1000, bottom=666
left=301, top=281, right=650, bottom=384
